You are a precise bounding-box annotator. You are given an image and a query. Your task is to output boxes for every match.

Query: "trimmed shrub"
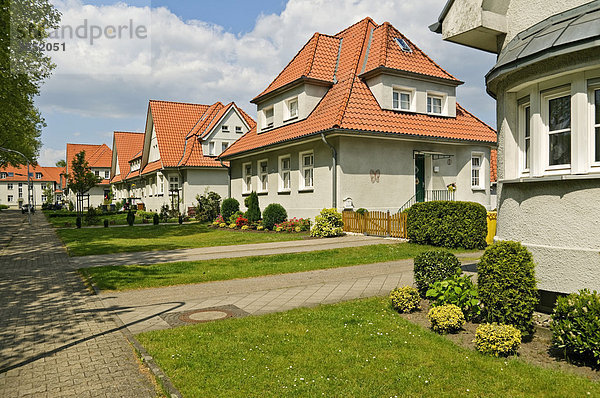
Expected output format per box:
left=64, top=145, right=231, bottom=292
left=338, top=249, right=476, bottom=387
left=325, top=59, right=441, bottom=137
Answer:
left=196, top=191, right=221, bottom=222
left=178, top=215, right=183, bottom=224
left=413, top=250, right=462, bottom=297
left=406, top=201, right=487, bottom=249
left=478, top=241, right=538, bottom=337
left=474, top=323, right=521, bottom=357
left=426, top=274, right=481, bottom=321
left=221, top=198, right=240, bottom=221
left=84, top=207, right=99, bottom=225
left=244, top=192, right=261, bottom=222
left=153, top=213, right=159, bottom=225
left=390, top=286, right=420, bottom=313
left=263, top=203, right=287, bottom=230
left=76, top=216, right=82, bottom=229
left=126, top=210, right=135, bottom=226
left=551, top=289, right=600, bottom=366
left=428, top=304, right=465, bottom=334
left=103, top=219, right=109, bottom=228
left=310, top=208, right=344, bottom=237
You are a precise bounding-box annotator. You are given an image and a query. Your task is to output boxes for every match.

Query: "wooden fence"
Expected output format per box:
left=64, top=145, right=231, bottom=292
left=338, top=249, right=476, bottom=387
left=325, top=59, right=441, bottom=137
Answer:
left=342, top=210, right=407, bottom=238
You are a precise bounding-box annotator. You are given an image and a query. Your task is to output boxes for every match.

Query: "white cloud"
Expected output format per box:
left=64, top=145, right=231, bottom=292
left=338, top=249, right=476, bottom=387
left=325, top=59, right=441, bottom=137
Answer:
left=39, top=0, right=496, bottom=126
left=38, top=147, right=65, bottom=166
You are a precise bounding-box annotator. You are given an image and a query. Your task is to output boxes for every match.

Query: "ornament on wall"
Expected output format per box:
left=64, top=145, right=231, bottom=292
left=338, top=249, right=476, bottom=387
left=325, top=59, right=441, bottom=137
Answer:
left=370, top=169, right=380, bottom=183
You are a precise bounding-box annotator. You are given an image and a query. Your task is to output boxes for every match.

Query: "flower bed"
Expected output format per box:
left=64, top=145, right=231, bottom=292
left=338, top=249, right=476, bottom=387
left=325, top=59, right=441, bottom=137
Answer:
left=211, top=214, right=310, bottom=233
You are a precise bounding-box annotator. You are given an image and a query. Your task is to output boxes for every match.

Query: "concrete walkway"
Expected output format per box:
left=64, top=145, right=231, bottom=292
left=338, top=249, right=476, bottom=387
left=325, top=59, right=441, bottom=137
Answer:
left=100, top=252, right=479, bottom=335
left=0, top=211, right=157, bottom=397
left=72, top=234, right=396, bottom=268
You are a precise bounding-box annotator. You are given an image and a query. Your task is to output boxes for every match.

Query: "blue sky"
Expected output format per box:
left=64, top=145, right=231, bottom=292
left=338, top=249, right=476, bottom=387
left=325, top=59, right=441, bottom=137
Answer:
left=37, top=0, right=497, bottom=165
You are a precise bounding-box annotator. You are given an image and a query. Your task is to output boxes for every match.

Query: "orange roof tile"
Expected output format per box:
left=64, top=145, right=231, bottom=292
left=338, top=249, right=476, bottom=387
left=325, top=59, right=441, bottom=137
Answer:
left=222, top=17, right=495, bottom=159
left=0, top=164, right=62, bottom=183
left=111, top=131, right=145, bottom=183
left=66, top=143, right=112, bottom=176
left=140, top=160, right=162, bottom=175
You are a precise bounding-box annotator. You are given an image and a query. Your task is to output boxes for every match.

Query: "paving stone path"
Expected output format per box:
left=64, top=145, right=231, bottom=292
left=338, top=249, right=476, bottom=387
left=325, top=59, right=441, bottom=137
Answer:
left=0, top=211, right=157, bottom=397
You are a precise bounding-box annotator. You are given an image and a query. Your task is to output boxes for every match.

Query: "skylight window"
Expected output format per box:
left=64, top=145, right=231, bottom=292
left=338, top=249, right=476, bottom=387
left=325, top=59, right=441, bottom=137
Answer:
left=395, top=38, right=412, bottom=53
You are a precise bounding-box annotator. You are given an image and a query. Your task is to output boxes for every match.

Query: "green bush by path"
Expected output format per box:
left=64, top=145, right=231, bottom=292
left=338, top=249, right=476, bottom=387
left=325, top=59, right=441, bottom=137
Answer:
left=221, top=198, right=240, bottom=221
left=475, top=323, right=522, bottom=357
left=477, top=241, right=538, bottom=337
left=389, top=286, right=420, bottom=313
left=413, top=250, right=461, bottom=297
left=137, top=297, right=600, bottom=398
left=428, top=304, right=465, bottom=334
left=406, top=201, right=487, bottom=249
left=262, top=203, right=287, bottom=230
left=426, top=274, right=480, bottom=321
left=244, top=191, right=261, bottom=222
left=310, top=208, right=343, bottom=237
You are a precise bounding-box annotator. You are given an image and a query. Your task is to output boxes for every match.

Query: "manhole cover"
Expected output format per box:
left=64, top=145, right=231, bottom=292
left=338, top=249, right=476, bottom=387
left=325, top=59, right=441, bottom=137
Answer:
left=159, top=305, right=250, bottom=327
left=185, top=310, right=229, bottom=322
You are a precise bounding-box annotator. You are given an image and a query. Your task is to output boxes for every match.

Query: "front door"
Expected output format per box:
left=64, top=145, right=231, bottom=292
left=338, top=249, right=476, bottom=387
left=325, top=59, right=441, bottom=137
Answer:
left=415, top=154, right=425, bottom=202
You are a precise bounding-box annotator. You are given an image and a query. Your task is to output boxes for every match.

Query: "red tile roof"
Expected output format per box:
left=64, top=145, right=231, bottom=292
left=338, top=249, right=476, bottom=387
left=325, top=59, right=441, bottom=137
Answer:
left=0, top=164, right=62, bottom=183
left=111, top=131, right=145, bottom=183
left=222, top=17, right=495, bottom=159
left=66, top=143, right=112, bottom=176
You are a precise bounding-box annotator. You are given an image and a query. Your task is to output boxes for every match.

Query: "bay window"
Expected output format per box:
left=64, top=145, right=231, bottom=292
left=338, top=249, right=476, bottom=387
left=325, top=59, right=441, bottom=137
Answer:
left=546, top=94, right=571, bottom=167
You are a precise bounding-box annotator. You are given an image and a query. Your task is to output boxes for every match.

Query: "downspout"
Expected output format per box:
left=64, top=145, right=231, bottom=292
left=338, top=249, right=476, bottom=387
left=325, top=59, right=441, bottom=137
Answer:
left=320, top=133, right=337, bottom=209
left=219, top=159, right=231, bottom=198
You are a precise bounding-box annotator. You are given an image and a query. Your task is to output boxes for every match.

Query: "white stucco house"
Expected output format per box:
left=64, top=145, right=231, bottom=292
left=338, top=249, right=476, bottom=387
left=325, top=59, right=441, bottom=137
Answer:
left=0, top=165, right=63, bottom=208
left=431, top=0, right=600, bottom=297
left=220, top=17, right=497, bottom=220
left=64, top=143, right=112, bottom=209
left=110, top=100, right=256, bottom=213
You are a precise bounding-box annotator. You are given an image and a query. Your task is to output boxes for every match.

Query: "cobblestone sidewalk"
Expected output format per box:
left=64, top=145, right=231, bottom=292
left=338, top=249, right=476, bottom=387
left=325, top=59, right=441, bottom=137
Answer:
left=0, top=211, right=157, bottom=397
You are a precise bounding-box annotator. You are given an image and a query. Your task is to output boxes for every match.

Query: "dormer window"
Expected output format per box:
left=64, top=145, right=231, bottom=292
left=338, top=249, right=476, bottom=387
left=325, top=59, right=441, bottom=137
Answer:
left=286, top=97, right=298, bottom=120
left=222, top=125, right=229, bottom=132
left=236, top=126, right=242, bottom=133
left=0, top=172, right=6, bottom=179
left=427, top=95, right=443, bottom=115
left=264, top=107, right=274, bottom=129
left=393, top=89, right=411, bottom=111
left=36, top=172, right=42, bottom=179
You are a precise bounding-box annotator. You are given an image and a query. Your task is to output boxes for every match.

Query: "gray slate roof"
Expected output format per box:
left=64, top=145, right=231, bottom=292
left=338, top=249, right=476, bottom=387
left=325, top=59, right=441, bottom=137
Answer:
left=487, top=0, right=600, bottom=81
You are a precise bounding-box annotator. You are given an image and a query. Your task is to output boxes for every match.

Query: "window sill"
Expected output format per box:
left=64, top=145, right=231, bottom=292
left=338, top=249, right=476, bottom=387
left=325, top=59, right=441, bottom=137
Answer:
left=257, top=190, right=268, bottom=195
left=471, top=187, right=486, bottom=192
left=500, top=172, right=600, bottom=184
left=283, top=116, right=298, bottom=123
left=298, top=187, right=314, bottom=193
left=242, top=191, right=251, bottom=196
left=278, top=189, right=291, bottom=195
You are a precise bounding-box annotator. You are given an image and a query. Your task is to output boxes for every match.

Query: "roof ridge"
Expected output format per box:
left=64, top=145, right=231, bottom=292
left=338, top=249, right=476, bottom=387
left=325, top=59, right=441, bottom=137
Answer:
left=455, top=103, right=497, bottom=134
left=334, top=16, right=377, bottom=37
left=305, top=33, right=320, bottom=76
left=380, top=22, right=390, bottom=67
left=149, top=99, right=211, bottom=107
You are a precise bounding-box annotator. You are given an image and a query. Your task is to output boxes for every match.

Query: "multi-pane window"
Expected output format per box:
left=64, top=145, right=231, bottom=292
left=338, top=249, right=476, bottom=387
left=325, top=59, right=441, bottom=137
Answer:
left=0, top=172, right=6, bottom=179
left=221, top=142, right=229, bottom=154
left=392, top=90, right=410, bottom=110
left=209, top=142, right=215, bottom=156
left=104, top=170, right=110, bottom=179
left=94, top=170, right=100, bottom=177
left=222, top=125, right=229, bottom=132
left=159, top=175, right=164, bottom=193
left=280, top=156, right=291, bottom=191
left=41, top=195, right=47, bottom=202
left=427, top=95, right=442, bottom=114
left=288, top=98, right=298, bottom=118
left=548, top=95, right=571, bottom=166
left=300, top=152, right=314, bottom=189
left=36, top=172, right=42, bottom=179
left=471, top=154, right=483, bottom=189
left=169, top=176, right=179, bottom=191
left=242, top=163, right=252, bottom=193
left=236, top=126, right=242, bottom=133
left=258, top=160, right=268, bottom=192
left=41, top=183, right=46, bottom=190
left=264, top=107, right=274, bottom=129
left=7, top=183, right=12, bottom=190
left=524, top=106, right=531, bottom=170
left=7, top=195, right=13, bottom=202
left=594, top=89, right=600, bottom=162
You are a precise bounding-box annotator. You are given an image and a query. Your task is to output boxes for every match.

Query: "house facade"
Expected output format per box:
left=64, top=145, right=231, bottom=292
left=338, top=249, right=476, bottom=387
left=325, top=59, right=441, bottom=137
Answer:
left=111, top=100, right=255, bottom=213
left=432, top=0, right=600, bottom=295
left=221, top=18, right=497, bottom=220
left=0, top=165, right=63, bottom=208
left=64, top=143, right=112, bottom=209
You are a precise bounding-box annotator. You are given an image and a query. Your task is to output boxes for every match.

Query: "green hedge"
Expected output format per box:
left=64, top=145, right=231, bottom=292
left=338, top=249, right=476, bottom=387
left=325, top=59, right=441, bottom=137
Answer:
left=406, top=201, right=487, bottom=249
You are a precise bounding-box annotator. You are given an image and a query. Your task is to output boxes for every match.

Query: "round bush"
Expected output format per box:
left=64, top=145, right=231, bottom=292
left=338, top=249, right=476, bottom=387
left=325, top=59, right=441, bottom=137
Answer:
left=551, top=289, right=600, bottom=366
left=221, top=198, right=240, bottom=221
left=474, top=323, right=522, bottom=357
left=413, top=250, right=462, bottom=297
left=263, top=203, right=288, bottom=230
left=478, top=241, right=538, bottom=337
left=103, top=219, right=109, bottom=228
left=244, top=192, right=261, bottom=222
left=389, top=286, right=420, bottom=313
left=427, top=304, right=465, bottom=334
left=310, top=208, right=343, bottom=237
left=153, top=213, right=159, bottom=225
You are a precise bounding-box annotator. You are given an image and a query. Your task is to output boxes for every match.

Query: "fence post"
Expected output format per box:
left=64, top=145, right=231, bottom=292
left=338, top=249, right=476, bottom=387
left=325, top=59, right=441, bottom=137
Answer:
left=387, top=210, right=391, bottom=237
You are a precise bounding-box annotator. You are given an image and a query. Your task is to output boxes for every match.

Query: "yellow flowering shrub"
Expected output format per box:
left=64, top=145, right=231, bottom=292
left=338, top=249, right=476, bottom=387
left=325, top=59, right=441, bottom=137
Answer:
left=219, top=223, right=226, bottom=228
left=229, top=223, right=237, bottom=229
left=389, top=286, right=420, bottom=313
left=241, top=225, right=249, bottom=230
left=427, top=304, right=465, bottom=334
left=474, top=323, right=521, bottom=357
left=256, top=225, right=264, bottom=231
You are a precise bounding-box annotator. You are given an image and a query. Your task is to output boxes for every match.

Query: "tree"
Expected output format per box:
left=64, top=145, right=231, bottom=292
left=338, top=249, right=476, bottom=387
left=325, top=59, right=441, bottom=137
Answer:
left=0, top=0, right=61, bottom=166
left=55, top=159, right=66, bottom=168
left=244, top=191, right=261, bottom=222
left=67, top=151, right=99, bottom=213
left=42, top=184, right=53, bottom=205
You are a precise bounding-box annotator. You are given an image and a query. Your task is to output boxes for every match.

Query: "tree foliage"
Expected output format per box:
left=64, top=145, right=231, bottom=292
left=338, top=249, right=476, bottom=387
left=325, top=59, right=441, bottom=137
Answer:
left=67, top=151, right=99, bottom=197
left=55, top=159, right=66, bottom=167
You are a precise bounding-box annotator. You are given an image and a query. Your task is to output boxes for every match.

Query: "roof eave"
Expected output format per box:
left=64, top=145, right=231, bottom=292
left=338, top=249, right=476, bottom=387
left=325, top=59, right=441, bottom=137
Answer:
left=359, top=66, right=463, bottom=86
left=251, top=76, right=334, bottom=104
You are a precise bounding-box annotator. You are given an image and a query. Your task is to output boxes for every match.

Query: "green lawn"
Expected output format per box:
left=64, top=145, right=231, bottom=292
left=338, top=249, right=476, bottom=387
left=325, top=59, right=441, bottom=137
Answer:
left=43, top=210, right=181, bottom=228
left=138, top=297, right=599, bottom=397
left=80, top=243, right=475, bottom=291
left=58, top=223, right=308, bottom=256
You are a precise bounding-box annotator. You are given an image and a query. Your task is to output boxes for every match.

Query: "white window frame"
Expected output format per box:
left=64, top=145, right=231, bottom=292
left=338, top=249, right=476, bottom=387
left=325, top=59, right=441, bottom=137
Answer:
left=209, top=141, right=216, bottom=156
left=263, top=106, right=274, bottom=130
left=35, top=172, right=42, bottom=179
left=41, top=183, right=46, bottom=190
left=7, top=195, right=13, bottom=202
left=169, top=176, right=179, bottom=192
left=471, top=153, right=484, bottom=190
left=258, top=159, right=268, bottom=193
left=392, top=87, right=415, bottom=111
left=278, top=155, right=291, bottom=192
left=221, top=125, right=229, bottom=133
left=518, top=102, right=531, bottom=175
left=41, top=195, right=47, bottom=202
left=285, top=97, right=298, bottom=121
left=221, top=142, right=229, bottom=154
left=242, top=162, right=252, bottom=194
left=235, top=126, right=243, bottom=133
left=299, top=151, right=314, bottom=191
left=104, top=170, right=110, bottom=179
left=7, top=183, right=13, bottom=190
left=94, top=170, right=100, bottom=177
left=426, top=93, right=445, bottom=115
left=0, top=172, right=6, bottom=179
left=159, top=174, right=164, bottom=194
left=542, top=88, right=571, bottom=171
left=591, top=86, right=600, bottom=168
